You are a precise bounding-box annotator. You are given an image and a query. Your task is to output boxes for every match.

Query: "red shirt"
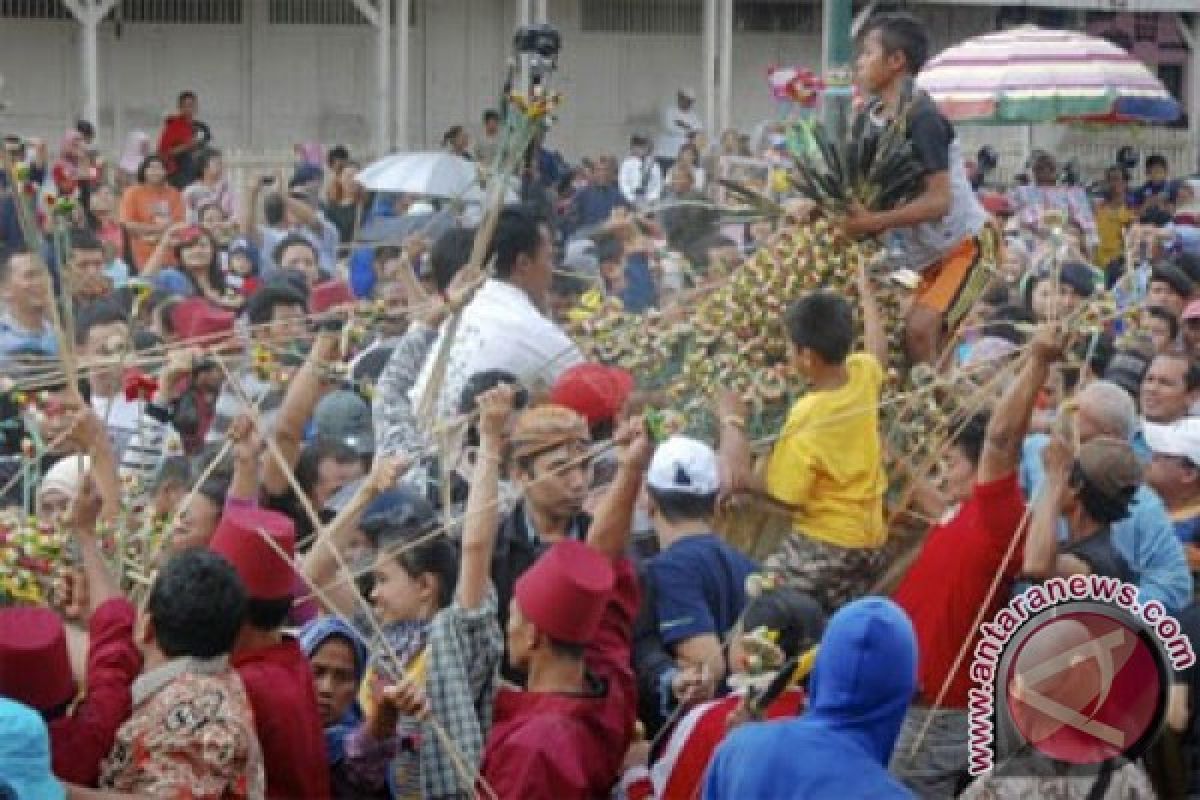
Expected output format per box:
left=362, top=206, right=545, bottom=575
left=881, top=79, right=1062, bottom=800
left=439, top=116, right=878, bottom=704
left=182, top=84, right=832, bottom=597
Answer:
left=481, top=557, right=640, bottom=799
left=50, top=598, right=143, bottom=786
left=232, top=637, right=331, bottom=800
left=893, top=473, right=1028, bottom=709
left=158, top=114, right=194, bottom=176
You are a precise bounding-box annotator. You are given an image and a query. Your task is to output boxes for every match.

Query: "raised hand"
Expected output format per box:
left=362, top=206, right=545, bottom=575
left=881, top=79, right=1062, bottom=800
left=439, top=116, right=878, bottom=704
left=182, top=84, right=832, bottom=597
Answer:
left=366, top=453, right=411, bottom=495
left=380, top=676, right=431, bottom=719
left=65, top=474, right=103, bottom=534
left=614, top=415, right=654, bottom=473
left=476, top=383, right=517, bottom=444
left=227, top=413, right=262, bottom=465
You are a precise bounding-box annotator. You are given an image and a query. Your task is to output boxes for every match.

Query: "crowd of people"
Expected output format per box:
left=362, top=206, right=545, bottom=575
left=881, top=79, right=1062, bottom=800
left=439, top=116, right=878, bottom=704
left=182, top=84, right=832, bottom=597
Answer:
left=1, top=10, right=1200, bottom=800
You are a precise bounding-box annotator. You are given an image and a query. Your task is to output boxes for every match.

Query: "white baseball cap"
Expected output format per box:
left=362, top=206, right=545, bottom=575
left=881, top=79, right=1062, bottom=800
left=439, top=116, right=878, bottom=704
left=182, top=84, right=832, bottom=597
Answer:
left=647, top=435, right=719, bottom=495
left=1143, top=417, right=1200, bottom=466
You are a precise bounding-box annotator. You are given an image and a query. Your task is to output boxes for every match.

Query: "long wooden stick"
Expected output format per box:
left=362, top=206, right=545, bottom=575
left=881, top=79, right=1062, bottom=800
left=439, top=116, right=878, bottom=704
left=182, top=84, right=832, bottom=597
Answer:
left=211, top=351, right=495, bottom=798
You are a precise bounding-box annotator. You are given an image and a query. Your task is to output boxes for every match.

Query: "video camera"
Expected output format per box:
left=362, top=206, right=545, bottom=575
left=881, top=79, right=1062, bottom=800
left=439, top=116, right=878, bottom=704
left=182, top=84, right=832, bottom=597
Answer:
left=511, top=24, right=561, bottom=101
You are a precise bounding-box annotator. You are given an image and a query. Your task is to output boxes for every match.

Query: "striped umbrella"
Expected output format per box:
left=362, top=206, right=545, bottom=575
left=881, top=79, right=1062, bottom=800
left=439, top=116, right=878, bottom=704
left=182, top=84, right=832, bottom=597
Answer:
left=916, top=25, right=1182, bottom=125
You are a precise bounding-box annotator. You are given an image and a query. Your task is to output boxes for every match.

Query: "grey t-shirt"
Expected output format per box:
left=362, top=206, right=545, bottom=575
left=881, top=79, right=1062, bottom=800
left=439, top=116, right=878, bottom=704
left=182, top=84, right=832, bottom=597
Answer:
left=870, top=93, right=989, bottom=272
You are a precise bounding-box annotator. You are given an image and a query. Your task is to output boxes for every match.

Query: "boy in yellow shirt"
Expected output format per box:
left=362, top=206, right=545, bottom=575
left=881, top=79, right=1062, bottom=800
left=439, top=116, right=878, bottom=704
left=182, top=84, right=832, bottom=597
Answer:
left=718, top=263, right=888, bottom=612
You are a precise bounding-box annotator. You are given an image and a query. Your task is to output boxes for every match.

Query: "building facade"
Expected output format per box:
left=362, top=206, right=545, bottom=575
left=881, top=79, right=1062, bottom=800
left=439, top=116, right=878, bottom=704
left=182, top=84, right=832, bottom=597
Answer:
left=0, top=0, right=1195, bottom=174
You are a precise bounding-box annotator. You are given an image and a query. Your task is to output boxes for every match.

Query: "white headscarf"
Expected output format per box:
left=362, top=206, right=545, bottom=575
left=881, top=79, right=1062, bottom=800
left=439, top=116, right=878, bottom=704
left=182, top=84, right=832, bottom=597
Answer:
left=38, top=456, right=91, bottom=503
left=118, top=131, right=150, bottom=174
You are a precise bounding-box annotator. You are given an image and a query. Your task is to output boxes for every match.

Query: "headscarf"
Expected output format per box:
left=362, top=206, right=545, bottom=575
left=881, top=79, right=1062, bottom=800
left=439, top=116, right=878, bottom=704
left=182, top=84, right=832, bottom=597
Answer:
left=299, top=617, right=368, bottom=764
left=118, top=131, right=150, bottom=175
left=58, top=130, right=84, bottom=166
left=38, top=456, right=90, bottom=505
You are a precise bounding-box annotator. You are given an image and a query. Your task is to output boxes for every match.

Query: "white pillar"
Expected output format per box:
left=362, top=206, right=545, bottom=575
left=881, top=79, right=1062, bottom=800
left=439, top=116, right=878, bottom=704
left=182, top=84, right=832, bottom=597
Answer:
left=703, top=0, right=718, bottom=136
left=377, top=0, right=392, bottom=156
left=1190, top=16, right=1200, bottom=173
left=534, top=0, right=547, bottom=24
left=395, top=0, right=411, bottom=149
left=517, top=0, right=530, bottom=27
left=62, top=0, right=116, bottom=131
left=718, top=0, right=732, bottom=136
left=81, top=14, right=99, bottom=129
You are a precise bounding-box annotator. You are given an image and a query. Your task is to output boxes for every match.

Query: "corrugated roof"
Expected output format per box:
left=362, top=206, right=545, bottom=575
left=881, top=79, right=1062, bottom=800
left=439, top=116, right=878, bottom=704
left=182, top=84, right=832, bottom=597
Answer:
left=910, top=0, right=1195, bottom=11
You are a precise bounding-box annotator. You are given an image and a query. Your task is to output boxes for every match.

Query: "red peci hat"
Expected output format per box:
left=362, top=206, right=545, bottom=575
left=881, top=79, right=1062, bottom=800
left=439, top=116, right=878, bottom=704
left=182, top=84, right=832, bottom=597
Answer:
left=0, top=607, right=76, bottom=712
left=549, top=363, right=635, bottom=427
left=310, top=280, right=355, bottom=315
left=209, top=506, right=297, bottom=600
left=169, top=297, right=235, bottom=344
left=514, top=540, right=614, bottom=645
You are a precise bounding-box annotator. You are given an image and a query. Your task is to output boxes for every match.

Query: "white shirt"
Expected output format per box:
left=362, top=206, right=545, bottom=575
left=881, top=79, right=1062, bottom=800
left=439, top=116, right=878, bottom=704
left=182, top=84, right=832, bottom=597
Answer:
left=409, top=279, right=584, bottom=420
left=619, top=156, right=664, bottom=207
left=656, top=104, right=703, bottom=160
left=91, top=393, right=182, bottom=489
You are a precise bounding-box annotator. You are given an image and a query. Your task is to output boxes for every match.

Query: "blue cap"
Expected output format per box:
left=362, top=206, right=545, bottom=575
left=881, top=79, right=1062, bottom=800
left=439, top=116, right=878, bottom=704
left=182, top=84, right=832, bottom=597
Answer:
left=0, top=697, right=65, bottom=800
left=152, top=267, right=195, bottom=297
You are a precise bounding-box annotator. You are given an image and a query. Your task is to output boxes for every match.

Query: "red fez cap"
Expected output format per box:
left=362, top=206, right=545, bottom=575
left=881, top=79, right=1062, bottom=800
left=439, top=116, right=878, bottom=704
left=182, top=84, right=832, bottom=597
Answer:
left=549, top=363, right=635, bottom=427
left=169, top=297, right=235, bottom=344
left=514, top=540, right=614, bottom=645
left=209, top=506, right=297, bottom=599
left=310, top=280, right=355, bottom=315
left=0, top=607, right=75, bottom=711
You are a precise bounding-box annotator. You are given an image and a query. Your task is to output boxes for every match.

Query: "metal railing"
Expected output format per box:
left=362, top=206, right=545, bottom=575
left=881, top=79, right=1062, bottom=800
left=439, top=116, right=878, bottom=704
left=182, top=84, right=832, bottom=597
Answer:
left=957, top=125, right=1199, bottom=184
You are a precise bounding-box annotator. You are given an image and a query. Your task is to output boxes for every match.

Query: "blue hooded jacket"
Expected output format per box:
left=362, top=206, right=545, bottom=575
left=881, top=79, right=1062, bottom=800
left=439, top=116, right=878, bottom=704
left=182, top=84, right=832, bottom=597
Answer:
left=702, top=597, right=918, bottom=799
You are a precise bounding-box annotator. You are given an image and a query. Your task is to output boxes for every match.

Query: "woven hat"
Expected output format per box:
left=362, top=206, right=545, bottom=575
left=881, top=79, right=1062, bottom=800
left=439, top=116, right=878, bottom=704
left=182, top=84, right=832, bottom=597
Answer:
left=509, top=404, right=591, bottom=463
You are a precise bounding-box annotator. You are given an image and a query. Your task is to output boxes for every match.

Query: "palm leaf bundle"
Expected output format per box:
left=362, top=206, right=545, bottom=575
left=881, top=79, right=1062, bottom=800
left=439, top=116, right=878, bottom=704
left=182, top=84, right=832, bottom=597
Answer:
left=786, top=80, right=926, bottom=214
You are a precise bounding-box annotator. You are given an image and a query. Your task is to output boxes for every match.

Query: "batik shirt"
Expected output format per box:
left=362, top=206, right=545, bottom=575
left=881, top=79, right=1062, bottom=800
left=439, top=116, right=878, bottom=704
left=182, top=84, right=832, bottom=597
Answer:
left=99, top=656, right=266, bottom=799
left=372, top=322, right=438, bottom=459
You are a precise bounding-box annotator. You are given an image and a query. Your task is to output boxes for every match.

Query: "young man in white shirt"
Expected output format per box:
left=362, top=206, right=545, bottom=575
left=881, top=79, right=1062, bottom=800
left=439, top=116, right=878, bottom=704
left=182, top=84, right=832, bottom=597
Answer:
left=619, top=135, right=663, bottom=209
left=410, top=207, right=583, bottom=422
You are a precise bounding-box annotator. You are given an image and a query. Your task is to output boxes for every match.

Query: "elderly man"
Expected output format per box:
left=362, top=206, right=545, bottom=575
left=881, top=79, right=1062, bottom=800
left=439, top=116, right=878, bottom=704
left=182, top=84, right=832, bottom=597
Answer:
left=1020, top=380, right=1191, bottom=610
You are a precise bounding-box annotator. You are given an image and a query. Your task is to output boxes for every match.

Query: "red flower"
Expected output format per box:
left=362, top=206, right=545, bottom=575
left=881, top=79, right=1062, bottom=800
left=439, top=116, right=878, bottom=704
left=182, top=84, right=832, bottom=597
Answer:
left=123, top=369, right=159, bottom=402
